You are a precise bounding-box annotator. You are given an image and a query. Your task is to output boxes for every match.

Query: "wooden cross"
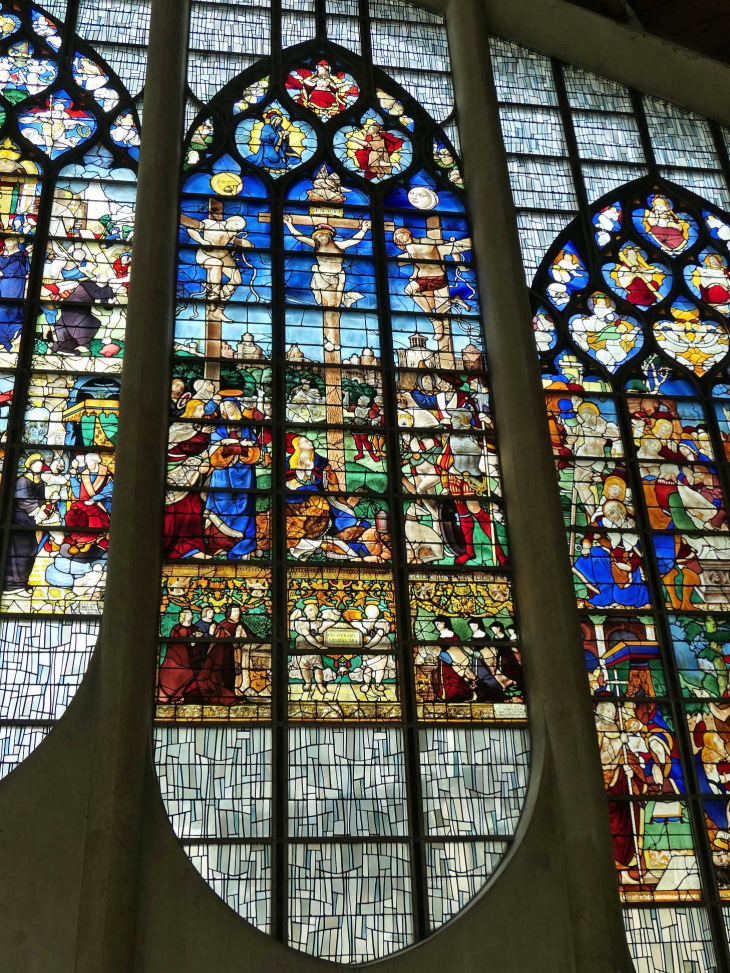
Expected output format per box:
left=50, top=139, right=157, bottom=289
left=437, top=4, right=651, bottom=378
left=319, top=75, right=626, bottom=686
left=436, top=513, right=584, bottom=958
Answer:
left=261, top=209, right=385, bottom=487
left=181, top=198, right=254, bottom=381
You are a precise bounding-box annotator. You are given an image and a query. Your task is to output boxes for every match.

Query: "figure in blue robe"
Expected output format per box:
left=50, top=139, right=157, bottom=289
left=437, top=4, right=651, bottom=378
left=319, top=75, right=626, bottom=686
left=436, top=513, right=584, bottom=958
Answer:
left=0, top=241, right=28, bottom=350
left=573, top=535, right=649, bottom=608
left=203, top=416, right=258, bottom=557
left=250, top=111, right=297, bottom=171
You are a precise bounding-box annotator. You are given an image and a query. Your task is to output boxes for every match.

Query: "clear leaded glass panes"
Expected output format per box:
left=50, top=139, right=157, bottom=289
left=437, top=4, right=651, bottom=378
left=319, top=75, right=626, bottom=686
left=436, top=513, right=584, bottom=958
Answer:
left=0, top=0, right=141, bottom=779
left=76, top=0, right=151, bottom=98
left=492, top=35, right=730, bottom=971
left=489, top=36, right=577, bottom=281
left=187, top=0, right=270, bottom=108
left=368, top=0, right=452, bottom=122
left=153, top=0, right=530, bottom=962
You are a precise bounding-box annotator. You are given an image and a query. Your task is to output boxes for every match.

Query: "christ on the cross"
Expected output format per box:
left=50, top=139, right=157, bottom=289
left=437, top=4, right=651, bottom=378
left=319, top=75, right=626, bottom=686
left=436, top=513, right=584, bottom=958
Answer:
left=283, top=213, right=370, bottom=308
left=281, top=211, right=372, bottom=488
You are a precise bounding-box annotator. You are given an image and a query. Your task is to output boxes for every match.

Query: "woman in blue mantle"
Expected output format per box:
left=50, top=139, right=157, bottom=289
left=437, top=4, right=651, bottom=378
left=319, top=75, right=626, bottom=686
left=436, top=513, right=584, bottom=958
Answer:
left=572, top=528, right=650, bottom=609
left=250, top=108, right=298, bottom=171
left=203, top=397, right=263, bottom=558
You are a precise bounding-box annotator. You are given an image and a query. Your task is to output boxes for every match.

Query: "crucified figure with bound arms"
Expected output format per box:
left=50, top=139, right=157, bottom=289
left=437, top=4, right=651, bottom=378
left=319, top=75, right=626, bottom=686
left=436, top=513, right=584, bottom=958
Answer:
left=392, top=222, right=471, bottom=362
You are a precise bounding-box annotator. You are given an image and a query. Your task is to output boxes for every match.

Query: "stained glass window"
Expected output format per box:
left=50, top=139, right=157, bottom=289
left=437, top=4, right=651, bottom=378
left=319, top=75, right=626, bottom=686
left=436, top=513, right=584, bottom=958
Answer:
left=153, top=0, right=530, bottom=961
left=495, top=35, right=730, bottom=973
left=0, top=0, right=141, bottom=778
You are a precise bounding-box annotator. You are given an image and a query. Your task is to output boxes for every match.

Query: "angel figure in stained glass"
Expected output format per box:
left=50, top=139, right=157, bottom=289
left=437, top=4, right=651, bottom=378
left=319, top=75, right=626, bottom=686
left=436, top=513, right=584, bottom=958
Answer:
left=569, top=292, right=642, bottom=371
left=0, top=12, right=20, bottom=38
left=19, top=93, right=96, bottom=157
left=376, top=89, right=413, bottom=130
left=432, top=138, right=463, bottom=189
left=235, top=77, right=269, bottom=112
left=185, top=117, right=214, bottom=168
left=30, top=12, right=60, bottom=50
left=706, top=213, right=730, bottom=251
left=593, top=203, right=622, bottom=248
left=292, top=597, right=334, bottom=698
left=72, top=55, right=118, bottom=112
left=533, top=307, right=556, bottom=352
left=606, top=244, right=670, bottom=309
left=636, top=193, right=695, bottom=254
left=286, top=60, right=359, bottom=120
left=547, top=243, right=588, bottom=308
left=352, top=598, right=392, bottom=696
left=653, top=301, right=730, bottom=376
left=0, top=41, right=56, bottom=103
left=110, top=111, right=140, bottom=152
left=688, top=252, right=730, bottom=314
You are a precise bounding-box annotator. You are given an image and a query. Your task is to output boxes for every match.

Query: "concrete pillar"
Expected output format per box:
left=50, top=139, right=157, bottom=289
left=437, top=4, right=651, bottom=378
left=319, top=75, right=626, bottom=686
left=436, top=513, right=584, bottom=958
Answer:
left=72, top=0, right=190, bottom=970
left=445, top=1, right=634, bottom=969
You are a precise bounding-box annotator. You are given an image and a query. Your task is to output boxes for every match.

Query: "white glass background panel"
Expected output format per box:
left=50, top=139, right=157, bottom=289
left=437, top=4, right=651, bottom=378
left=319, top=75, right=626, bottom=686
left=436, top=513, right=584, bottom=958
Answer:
left=426, top=841, right=507, bottom=930
left=508, top=156, right=578, bottom=211
left=562, top=65, right=633, bottom=113
left=582, top=163, right=648, bottom=203
left=154, top=725, right=272, bottom=839
left=0, top=726, right=50, bottom=780
left=625, top=907, right=717, bottom=973
left=499, top=106, right=567, bottom=157
left=288, top=843, right=413, bottom=963
left=288, top=726, right=408, bottom=837
left=0, top=619, right=98, bottom=721
left=572, top=112, right=644, bottom=164
left=643, top=94, right=720, bottom=169
left=188, top=843, right=271, bottom=932
left=420, top=727, right=530, bottom=836
left=489, top=36, right=558, bottom=107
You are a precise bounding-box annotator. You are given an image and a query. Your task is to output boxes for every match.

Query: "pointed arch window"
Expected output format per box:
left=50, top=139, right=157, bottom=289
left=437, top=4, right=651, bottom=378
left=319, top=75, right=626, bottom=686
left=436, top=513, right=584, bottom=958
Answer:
left=534, top=179, right=730, bottom=965
left=0, top=0, right=143, bottom=778
left=152, top=0, right=530, bottom=962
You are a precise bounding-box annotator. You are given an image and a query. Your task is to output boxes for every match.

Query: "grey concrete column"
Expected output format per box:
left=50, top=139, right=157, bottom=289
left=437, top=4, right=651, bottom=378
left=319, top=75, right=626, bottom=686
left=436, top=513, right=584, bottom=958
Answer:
left=72, top=1, right=190, bottom=970
left=446, top=1, right=634, bottom=970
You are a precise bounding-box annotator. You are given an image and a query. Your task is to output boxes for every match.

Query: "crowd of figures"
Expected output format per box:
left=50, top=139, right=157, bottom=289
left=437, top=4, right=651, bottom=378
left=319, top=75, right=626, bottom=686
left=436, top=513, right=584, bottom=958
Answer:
left=154, top=58, right=526, bottom=728
left=534, top=183, right=730, bottom=902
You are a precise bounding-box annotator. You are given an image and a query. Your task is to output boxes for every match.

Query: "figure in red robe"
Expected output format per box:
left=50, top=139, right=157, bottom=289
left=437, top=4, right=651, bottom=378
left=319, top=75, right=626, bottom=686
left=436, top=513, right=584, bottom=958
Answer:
left=157, top=610, right=205, bottom=702
left=347, top=119, right=405, bottom=181
left=196, top=605, right=252, bottom=704
left=163, top=407, right=211, bottom=557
